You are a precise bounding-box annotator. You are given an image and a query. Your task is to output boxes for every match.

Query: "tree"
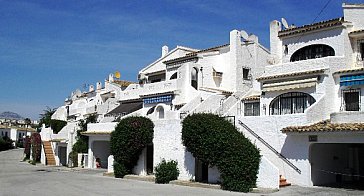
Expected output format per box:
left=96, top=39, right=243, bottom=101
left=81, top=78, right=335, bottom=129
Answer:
left=24, top=118, right=32, bottom=127
left=38, top=107, right=56, bottom=128
left=72, top=114, right=97, bottom=153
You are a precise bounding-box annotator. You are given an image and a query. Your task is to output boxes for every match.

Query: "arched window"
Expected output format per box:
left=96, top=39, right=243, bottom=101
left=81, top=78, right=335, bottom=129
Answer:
left=191, top=67, right=198, bottom=90
left=170, top=72, right=177, bottom=80
left=290, top=44, right=335, bottom=62
left=156, top=106, right=164, bottom=119
left=270, top=92, right=315, bottom=115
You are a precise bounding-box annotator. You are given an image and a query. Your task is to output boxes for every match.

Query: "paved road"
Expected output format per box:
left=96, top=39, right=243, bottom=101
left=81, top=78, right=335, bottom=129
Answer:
left=1, top=149, right=364, bottom=196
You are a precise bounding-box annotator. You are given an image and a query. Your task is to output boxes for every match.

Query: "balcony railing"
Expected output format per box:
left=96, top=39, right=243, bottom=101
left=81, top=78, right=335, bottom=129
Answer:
left=121, top=80, right=177, bottom=101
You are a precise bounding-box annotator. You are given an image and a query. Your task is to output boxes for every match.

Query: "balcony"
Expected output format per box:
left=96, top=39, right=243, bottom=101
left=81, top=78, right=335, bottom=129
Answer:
left=120, top=80, right=178, bottom=101
left=262, top=56, right=345, bottom=78
left=330, top=111, right=364, bottom=123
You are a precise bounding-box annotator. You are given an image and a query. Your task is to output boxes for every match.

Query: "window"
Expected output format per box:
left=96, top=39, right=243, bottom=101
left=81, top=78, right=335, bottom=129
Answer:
left=343, top=90, right=360, bottom=111
left=244, top=102, right=260, bottom=116
left=156, top=106, right=164, bottom=119
left=270, top=92, right=315, bottom=115
left=360, top=42, right=364, bottom=61
left=284, top=45, right=288, bottom=55
left=170, top=72, right=177, bottom=80
left=243, top=68, right=250, bottom=80
left=5, top=132, right=8, bottom=137
left=290, top=44, right=335, bottom=62
left=19, top=133, right=21, bottom=138
left=191, top=67, right=198, bottom=90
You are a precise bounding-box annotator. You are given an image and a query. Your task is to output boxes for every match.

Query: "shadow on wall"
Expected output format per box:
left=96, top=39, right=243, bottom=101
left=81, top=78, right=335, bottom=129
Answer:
left=184, top=150, right=195, bottom=180
left=281, top=135, right=309, bottom=160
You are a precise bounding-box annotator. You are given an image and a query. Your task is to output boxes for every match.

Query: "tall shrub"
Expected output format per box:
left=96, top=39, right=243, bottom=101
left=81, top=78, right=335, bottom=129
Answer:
left=182, top=113, right=261, bottom=192
left=24, top=136, right=31, bottom=159
left=72, top=114, right=97, bottom=153
left=30, top=133, right=41, bottom=163
left=110, top=116, right=154, bottom=178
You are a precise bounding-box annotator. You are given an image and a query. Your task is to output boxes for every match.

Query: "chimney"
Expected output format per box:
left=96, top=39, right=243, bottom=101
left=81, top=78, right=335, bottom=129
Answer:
left=108, top=73, right=114, bottom=82
left=269, top=20, right=283, bottom=64
left=229, top=30, right=243, bottom=91
left=162, top=45, right=169, bottom=57
left=96, top=82, right=102, bottom=90
left=89, top=85, right=94, bottom=92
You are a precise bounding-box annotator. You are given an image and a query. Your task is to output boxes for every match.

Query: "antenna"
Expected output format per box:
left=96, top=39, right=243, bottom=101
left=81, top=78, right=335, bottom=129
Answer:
left=240, top=30, right=249, bottom=40
left=281, top=18, right=289, bottom=29
left=114, top=71, right=120, bottom=79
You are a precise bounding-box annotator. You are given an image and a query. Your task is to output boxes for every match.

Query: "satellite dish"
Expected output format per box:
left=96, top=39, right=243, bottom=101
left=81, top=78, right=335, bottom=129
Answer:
left=248, top=34, right=257, bottom=42
left=281, top=18, right=289, bottom=29
left=240, top=30, right=249, bottom=40
left=114, top=71, right=121, bottom=79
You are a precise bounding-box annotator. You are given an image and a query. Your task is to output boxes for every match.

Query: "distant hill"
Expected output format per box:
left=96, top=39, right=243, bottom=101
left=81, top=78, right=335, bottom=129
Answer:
left=0, top=111, right=24, bottom=120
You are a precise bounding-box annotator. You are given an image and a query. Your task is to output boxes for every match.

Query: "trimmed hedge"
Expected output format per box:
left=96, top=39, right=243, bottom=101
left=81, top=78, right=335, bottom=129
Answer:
left=110, top=116, right=154, bottom=178
left=30, top=133, right=41, bottom=163
left=50, top=119, right=67, bottom=134
left=182, top=113, right=261, bottom=192
left=155, top=159, right=179, bottom=184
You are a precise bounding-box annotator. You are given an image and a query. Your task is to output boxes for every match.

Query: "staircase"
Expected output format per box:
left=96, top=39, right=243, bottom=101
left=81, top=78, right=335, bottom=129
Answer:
left=279, top=175, right=291, bottom=187
left=43, top=141, right=56, bottom=166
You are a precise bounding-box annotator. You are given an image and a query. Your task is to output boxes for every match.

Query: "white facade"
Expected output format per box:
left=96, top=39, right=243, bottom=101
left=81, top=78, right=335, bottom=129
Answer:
left=41, top=3, right=364, bottom=191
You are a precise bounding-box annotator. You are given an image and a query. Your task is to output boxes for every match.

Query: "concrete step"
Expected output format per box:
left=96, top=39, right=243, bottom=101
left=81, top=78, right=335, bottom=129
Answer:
left=279, top=175, right=291, bottom=187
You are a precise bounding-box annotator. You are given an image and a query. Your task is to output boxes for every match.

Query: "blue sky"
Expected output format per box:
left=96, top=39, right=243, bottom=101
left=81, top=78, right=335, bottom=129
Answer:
left=0, top=0, right=362, bottom=120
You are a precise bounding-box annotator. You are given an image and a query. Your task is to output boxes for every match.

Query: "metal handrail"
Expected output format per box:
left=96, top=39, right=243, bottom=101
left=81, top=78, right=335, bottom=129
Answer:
left=238, top=120, right=301, bottom=174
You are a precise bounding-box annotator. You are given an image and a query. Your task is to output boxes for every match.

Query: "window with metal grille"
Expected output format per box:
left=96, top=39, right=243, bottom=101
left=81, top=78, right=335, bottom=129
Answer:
left=290, top=44, right=335, bottom=62
left=244, top=102, right=260, bottom=116
left=270, top=92, right=315, bottom=115
left=342, top=90, right=360, bottom=111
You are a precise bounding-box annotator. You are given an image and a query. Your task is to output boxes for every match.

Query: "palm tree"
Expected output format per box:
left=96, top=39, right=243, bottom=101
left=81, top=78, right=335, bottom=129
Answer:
left=39, top=107, right=56, bottom=128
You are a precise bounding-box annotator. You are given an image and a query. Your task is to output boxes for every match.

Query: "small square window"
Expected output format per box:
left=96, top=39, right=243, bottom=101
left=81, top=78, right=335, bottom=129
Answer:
left=243, top=68, right=250, bottom=80
left=244, top=102, right=260, bottom=116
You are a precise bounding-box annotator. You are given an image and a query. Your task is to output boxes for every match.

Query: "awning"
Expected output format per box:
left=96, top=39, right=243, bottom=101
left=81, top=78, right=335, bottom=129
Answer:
left=340, top=74, right=364, bottom=86
left=143, top=95, right=173, bottom=104
left=262, top=77, right=317, bottom=92
left=106, top=102, right=143, bottom=116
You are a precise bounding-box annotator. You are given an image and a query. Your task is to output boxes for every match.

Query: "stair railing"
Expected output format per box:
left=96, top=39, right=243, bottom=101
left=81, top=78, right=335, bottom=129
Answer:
left=238, top=120, right=301, bottom=174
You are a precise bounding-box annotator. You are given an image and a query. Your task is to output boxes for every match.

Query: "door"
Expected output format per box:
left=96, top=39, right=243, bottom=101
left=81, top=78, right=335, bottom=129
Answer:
left=146, top=144, right=154, bottom=175
left=59, top=147, right=67, bottom=166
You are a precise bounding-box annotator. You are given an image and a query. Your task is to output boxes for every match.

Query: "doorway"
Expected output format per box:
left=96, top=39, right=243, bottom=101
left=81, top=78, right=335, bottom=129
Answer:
left=59, top=146, right=67, bottom=166
left=195, top=158, right=208, bottom=183
left=310, top=143, right=364, bottom=189
left=146, top=143, right=154, bottom=175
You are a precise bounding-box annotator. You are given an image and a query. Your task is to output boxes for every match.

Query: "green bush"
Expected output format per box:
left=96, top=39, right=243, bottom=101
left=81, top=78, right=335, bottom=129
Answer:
left=72, top=138, right=88, bottom=153
left=182, top=113, right=261, bottom=192
left=68, top=151, right=78, bottom=167
left=110, top=116, right=154, bottom=178
left=50, top=119, right=67, bottom=134
left=155, top=159, right=179, bottom=184
left=0, top=136, right=13, bottom=151
left=72, top=114, right=97, bottom=153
